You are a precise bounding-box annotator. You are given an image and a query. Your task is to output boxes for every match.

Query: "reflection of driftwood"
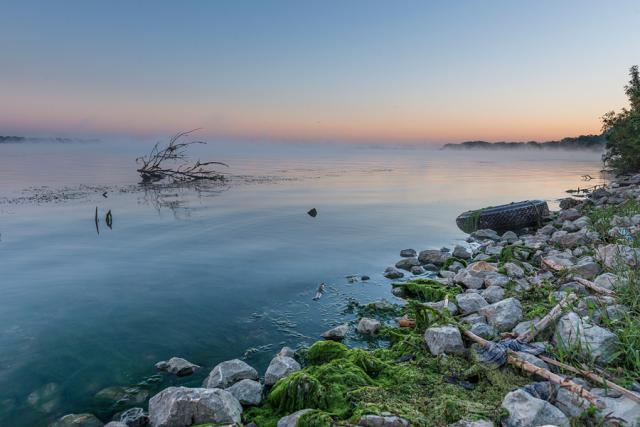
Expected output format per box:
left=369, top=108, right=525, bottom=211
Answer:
left=140, top=181, right=228, bottom=217
left=136, top=130, right=228, bottom=183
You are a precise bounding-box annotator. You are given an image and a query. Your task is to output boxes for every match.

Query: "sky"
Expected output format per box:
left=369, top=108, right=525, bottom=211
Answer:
left=0, top=0, right=639, bottom=143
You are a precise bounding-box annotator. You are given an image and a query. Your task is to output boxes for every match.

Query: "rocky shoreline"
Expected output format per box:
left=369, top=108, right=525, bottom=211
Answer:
left=51, top=174, right=640, bottom=427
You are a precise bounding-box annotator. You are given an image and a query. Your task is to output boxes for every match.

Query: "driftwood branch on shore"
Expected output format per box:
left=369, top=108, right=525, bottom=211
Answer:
left=574, top=277, right=616, bottom=296
left=517, top=293, right=577, bottom=343
left=136, top=129, right=228, bottom=183
left=538, top=355, right=640, bottom=404
left=463, top=329, right=604, bottom=408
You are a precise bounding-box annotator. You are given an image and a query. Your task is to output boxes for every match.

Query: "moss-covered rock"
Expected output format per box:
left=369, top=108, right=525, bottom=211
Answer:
left=306, top=340, right=348, bottom=365
left=268, top=371, right=327, bottom=413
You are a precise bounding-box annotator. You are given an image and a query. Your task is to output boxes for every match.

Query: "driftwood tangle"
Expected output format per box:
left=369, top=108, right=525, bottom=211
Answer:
left=136, top=129, right=228, bottom=183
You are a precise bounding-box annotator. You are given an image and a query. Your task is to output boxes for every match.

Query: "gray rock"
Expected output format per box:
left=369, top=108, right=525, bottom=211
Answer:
left=278, top=347, right=296, bottom=358
left=512, top=319, right=537, bottom=337
left=155, top=357, right=199, bottom=377
left=594, top=273, right=618, bottom=290
left=560, top=208, right=581, bottom=221
left=418, top=249, right=450, bottom=265
left=470, top=229, right=500, bottom=241
left=469, top=322, right=497, bottom=340
left=513, top=352, right=549, bottom=370
left=552, top=230, right=589, bottom=249
left=455, top=293, right=489, bottom=315
left=501, top=389, right=569, bottom=427
left=226, top=379, right=263, bottom=406
left=50, top=414, right=103, bottom=427
left=596, top=244, right=640, bottom=268
left=411, top=265, right=426, bottom=275
left=481, top=286, right=505, bottom=304
left=277, top=409, right=312, bottom=427
left=554, top=312, right=619, bottom=363
left=395, top=257, right=420, bottom=271
left=400, top=249, right=417, bottom=257
left=537, top=224, right=557, bottom=235
left=452, top=245, right=472, bottom=259
left=453, top=270, right=485, bottom=289
left=358, top=414, right=410, bottom=427
left=483, top=273, right=510, bottom=288
left=424, top=324, right=465, bottom=355
left=478, top=298, right=523, bottom=332
left=357, top=317, right=381, bottom=335
left=447, top=261, right=465, bottom=273
left=460, top=313, right=486, bottom=325
left=384, top=267, right=404, bottom=279
left=448, top=420, right=494, bottom=427
left=264, top=356, right=301, bottom=386
left=501, top=230, right=518, bottom=243
left=562, top=220, right=580, bottom=232
left=149, top=387, right=242, bottom=426
left=504, top=262, right=525, bottom=279
left=321, top=323, right=349, bottom=341
left=554, top=386, right=590, bottom=418
left=591, top=388, right=640, bottom=427
left=203, top=359, right=258, bottom=389
left=541, top=254, right=575, bottom=269
left=27, top=382, right=61, bottom=414
left=568, top=261, right=600, bottom=280
left=105, top=423, right=128, bottom=427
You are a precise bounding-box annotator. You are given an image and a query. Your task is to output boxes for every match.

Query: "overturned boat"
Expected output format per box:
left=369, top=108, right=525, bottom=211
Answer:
left=456, top=200, right=549, bottom=234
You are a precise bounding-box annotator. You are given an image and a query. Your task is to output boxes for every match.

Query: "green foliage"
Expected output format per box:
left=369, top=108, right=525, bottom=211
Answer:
left=298, top=410, right=334, bottom=427
left=268, top=371, right=327, bottom=413
left=306, top=341, right=348, bottom=365
left=584, top=198, right=640, bottom=246
left=392, top=279, right=461, bottom=302
left=603, top=65, right=640, bottom=174
left=442, top=256, right=468, bottom=270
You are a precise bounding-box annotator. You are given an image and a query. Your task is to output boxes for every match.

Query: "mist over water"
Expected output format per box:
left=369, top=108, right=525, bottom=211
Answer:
left=0, top=139, right=604, bottom=425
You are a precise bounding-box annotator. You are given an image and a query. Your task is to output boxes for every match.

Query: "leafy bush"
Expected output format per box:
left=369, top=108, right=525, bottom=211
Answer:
left=603, top=65, right=640, bottom=175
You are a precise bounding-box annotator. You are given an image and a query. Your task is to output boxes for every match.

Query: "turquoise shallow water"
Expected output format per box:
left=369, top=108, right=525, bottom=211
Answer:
left=0, top=140, right=604, bottom=425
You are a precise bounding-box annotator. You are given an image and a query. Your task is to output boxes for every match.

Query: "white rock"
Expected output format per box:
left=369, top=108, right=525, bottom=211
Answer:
left=203, top=359, right=258, bottom=389
left=148, top=387, right=242, bottom=427
left=424, top=324, right=465, bottom=355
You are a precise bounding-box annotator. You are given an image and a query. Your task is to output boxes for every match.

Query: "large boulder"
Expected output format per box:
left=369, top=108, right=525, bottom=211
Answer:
left=455, top=293, right=488, bottom=315
left=592, top=388, right=640, bottom=427
left=358, top=414, right=410, bottom=427
left=478, top=298, right=523, bottom=332
left=501, top=389, right=569, bottom=427
left=554, top=312, right=619, bottom=363
left=50, top=414, right=103, bottom=427
left=203, top=359, right=258, bottom=389
left=596, top=244, right=640, bottom=268
left=568, top=261, right=600, bottom=280
left=155, top=357, right=199, bottom=377
left=551, top=230, right=589, bottom=249
left=264, top=356, right=301, bottom=386
left=226, top=379, right=263, bottom=406
left=424, top=324, right=465, bottom=356
left=149, top=387, right=242, bottom=426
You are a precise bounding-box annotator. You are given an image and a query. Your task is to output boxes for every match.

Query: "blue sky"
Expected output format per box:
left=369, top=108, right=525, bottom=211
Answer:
left=1, top=0, right=639, bottom=142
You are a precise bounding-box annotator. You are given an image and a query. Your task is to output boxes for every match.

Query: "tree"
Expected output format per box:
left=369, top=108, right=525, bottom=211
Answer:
left=602, top=66, right=640, bottom=175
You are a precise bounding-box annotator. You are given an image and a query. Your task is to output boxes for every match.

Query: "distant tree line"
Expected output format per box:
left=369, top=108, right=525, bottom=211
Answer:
left=602, top=65, right=640, bottom=174
left=442, top=134, right=606, bottom=151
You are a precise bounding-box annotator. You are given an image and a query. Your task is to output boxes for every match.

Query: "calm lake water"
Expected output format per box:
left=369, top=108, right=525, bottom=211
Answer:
left=0, top=139, right=604, bottom=425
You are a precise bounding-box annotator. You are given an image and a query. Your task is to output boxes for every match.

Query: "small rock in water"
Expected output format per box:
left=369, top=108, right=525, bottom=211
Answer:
left=400, top=249, right=417, bottom=257
left=320, top=323, right=349, bottom=341
left=395, top=257, right=420, bottom=271
left=384, top=267, right=404, bottom=279
left=312, top=283, right=326, bottom=300
left=357, top=317, right=381, bottom=335
left=155, top=357, right=199, bottom=377
left=203, top=359, right=258, bottom=389
left=361, top=275, right=370, bottom=281
left=410, top=265, right=425, bottom=275
left=277, top=346, right=296, bottom=358
left=307, top=208, right=317, bottom=217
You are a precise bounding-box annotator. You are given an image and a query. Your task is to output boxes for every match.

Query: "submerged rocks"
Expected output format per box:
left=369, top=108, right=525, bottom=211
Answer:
left=424, top=324, right=465, bottom=356
left=501, top=389, right=569, bottom=427
left=478, top=298, right=523, bottom=332
left=203, top=359, right=258, bottom=389
left=149, top=387, right=242, bottom=426
left=554, top=312, right=619, bottom=363
left=264, top=356, right=301, bottom=386
left=155, top=357, right=199, bottom=377
left=50, top=414, right=103, bottom=427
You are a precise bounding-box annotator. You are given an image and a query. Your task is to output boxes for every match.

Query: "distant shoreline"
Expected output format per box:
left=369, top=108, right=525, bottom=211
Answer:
left=442, top=134, right=605, bottom=151
left=0, top=136, right=100, bottom=144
